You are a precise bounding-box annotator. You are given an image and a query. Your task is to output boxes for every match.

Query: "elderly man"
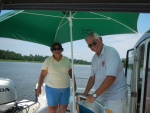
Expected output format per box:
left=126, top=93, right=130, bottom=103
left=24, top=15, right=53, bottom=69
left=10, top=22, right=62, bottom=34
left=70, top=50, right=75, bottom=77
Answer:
left=83, top=32, right=127, bottom=113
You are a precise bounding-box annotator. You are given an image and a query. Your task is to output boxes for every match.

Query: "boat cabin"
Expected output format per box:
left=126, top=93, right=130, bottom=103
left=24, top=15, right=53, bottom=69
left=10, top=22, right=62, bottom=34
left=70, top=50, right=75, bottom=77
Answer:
left=126, top=30, right=150, bottom=113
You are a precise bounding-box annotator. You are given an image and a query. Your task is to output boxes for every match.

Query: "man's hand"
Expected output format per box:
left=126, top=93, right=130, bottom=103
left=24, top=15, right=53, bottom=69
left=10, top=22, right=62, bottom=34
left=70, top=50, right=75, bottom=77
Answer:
left=86, top=94, right=96, bottom=103
left=83, top=92, right=88, bottom=97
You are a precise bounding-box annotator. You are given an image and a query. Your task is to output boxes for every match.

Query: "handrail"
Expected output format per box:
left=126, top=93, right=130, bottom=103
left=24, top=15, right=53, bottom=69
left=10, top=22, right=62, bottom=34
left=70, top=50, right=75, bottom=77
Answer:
left=77, top=95, right=108, bottom=113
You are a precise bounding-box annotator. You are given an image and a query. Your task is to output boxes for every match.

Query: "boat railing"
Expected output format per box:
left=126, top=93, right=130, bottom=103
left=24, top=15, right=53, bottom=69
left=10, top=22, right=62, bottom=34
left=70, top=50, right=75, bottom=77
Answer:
left=76, top=95, right=112, bottom=113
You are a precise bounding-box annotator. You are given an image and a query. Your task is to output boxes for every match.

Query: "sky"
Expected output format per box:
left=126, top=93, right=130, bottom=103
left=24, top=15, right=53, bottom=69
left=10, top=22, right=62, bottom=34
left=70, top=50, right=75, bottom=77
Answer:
left=0, top=11, right=150, bottom=62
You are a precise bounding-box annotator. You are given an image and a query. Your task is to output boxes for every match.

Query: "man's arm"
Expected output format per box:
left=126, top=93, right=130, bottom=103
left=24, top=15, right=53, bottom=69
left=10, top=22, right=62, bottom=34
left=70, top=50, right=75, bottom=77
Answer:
left=83, top=76, right=95, bottom=96
left=95, top=76, right=116, bottom=96
left=86, top=76, right=116, bottom=103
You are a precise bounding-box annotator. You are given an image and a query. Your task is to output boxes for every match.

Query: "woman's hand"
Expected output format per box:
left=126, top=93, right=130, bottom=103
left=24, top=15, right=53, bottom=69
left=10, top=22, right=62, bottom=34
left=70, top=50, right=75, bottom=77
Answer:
left=36, top=87, right=41, bottom=97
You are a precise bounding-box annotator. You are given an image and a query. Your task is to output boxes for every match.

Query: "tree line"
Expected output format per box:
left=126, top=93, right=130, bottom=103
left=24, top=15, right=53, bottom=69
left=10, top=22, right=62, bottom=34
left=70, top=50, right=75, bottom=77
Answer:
left=0, top=49, right=91, bottom=65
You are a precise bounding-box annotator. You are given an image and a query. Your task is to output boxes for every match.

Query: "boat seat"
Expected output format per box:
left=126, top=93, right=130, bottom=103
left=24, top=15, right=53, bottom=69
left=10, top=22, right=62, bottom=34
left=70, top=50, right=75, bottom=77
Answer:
left=76, top=102, right=94, bottom=113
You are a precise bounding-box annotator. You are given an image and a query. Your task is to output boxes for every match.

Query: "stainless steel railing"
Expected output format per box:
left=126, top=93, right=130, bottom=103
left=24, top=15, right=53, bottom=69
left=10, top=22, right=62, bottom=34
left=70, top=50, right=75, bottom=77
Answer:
left=77, top=95, right=110, bottom=113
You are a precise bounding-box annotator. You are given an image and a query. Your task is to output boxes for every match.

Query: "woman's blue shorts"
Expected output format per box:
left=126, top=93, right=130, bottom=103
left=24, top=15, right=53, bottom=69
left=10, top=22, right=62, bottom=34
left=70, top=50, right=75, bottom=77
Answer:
left=45, top=85, right=70, bottom=106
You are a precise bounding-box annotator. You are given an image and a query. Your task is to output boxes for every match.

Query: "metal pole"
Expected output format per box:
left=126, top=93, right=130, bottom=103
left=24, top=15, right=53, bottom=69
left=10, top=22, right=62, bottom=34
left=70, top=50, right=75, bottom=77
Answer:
left=68, top=11, right=76, bottom=113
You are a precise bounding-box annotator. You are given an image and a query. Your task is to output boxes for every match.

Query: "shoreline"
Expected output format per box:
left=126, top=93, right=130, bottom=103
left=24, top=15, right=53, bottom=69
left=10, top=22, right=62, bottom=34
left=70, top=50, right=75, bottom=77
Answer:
left=0, top=59, right=42, bottom=63
left=0, top=59, right=91, bottom=65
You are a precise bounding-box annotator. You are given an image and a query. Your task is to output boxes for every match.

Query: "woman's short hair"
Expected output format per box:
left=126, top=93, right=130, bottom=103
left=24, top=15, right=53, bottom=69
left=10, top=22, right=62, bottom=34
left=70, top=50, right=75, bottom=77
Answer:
left=50, top=42, right=63, bottom=51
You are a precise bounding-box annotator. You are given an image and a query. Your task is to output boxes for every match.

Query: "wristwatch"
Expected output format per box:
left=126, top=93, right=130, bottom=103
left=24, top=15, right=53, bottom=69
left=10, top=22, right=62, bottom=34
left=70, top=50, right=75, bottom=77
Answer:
left=93, top=93, right=97, bottom=98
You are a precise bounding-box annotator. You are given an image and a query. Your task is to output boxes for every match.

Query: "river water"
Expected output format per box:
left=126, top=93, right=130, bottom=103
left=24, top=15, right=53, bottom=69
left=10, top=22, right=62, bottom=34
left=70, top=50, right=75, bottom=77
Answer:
left=0, top=62, right=91, bottom=101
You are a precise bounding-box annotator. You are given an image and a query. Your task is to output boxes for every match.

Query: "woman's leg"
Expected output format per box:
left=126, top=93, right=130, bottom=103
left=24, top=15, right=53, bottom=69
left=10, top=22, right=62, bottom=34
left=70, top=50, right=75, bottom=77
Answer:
left=58, top=105, right=68, bottom=113
left=59, top=87, right=70, bottom=113
left=48, top=106, right=58, bottom=113
left=46, top=85, right=60, bottom=113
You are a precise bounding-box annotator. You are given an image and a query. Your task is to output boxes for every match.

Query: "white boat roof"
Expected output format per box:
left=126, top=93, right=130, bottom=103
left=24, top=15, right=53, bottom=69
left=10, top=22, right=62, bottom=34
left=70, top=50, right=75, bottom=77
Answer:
left=134, top=29, right=150, bottom=48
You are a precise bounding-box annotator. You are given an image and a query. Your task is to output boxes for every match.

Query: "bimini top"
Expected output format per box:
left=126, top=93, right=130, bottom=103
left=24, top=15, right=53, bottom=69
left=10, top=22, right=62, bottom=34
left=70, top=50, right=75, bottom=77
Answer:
left=0, top=10, right=139, bottom=47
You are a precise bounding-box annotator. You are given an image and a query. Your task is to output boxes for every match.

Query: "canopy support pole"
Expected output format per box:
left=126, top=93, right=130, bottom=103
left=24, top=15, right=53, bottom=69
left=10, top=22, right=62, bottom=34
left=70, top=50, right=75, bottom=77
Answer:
left=68, top=12, right=76, bottom=113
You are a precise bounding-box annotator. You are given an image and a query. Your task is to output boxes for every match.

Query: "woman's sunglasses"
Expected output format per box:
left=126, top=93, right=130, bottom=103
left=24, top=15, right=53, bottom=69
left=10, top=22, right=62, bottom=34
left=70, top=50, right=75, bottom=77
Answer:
left=52, top=48, right=63, bottom=51
left=88, top=41, right=97, bottom=48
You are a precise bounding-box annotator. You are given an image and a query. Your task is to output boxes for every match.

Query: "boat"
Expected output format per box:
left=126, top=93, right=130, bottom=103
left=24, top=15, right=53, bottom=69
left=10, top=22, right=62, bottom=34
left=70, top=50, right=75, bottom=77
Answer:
left=0, top=29, right=149, bottom=113
left=34, top=29, right=150, bottom=113
left=0, top=1, right=150, bottom=113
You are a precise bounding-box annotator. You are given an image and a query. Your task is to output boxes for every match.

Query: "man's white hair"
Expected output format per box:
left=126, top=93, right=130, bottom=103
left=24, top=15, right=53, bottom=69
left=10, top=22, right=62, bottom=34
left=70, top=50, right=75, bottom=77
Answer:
left=85, top=31, right=101, bottom=40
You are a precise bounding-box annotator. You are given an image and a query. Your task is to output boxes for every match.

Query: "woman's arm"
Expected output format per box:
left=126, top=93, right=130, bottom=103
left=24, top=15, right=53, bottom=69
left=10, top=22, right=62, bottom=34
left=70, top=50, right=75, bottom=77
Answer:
left=36, top=70, right=47, bottom=97
left=69, top=69, right=77, bottom=91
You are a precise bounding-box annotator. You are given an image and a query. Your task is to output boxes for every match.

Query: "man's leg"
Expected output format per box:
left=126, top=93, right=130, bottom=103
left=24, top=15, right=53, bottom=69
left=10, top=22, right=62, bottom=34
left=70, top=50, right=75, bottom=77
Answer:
left=106, top=98, right=127, bottom=113
left=92, top=102, right=102, bottom=113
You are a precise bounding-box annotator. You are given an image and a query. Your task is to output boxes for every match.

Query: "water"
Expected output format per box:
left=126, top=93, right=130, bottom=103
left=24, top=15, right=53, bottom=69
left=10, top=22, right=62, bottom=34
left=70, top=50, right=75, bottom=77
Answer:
left=0, top=62, right=91, bottom=101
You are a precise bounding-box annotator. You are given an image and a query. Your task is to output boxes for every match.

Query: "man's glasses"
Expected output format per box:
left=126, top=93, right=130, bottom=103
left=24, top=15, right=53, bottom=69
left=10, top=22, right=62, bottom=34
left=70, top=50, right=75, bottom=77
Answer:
left=52, top=48, right=63, bottom=51
left=88, top=41, right=97, bottom=48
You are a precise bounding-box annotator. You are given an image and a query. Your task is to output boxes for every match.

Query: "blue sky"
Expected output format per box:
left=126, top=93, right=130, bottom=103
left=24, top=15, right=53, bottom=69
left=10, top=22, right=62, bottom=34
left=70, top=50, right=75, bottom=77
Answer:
left=0, top=11, right=150, bottom=62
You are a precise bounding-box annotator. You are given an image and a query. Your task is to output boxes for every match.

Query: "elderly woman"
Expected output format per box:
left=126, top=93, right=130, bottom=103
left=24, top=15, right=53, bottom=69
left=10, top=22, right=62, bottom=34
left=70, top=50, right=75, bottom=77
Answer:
left=36, top=42, right=74, bottom=113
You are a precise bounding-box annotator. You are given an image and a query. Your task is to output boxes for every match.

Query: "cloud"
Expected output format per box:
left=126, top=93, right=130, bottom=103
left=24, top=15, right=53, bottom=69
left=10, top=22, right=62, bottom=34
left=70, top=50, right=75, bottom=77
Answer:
left=59, top=34, right=142, bottom=61
left=0, top=33, right=142, bottom=62
left=103, top=34, right=141, bottom=58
